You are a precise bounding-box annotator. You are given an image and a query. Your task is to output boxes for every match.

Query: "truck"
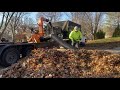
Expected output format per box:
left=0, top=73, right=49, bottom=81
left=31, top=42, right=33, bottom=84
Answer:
left=0, top=19, right=81, bottom=67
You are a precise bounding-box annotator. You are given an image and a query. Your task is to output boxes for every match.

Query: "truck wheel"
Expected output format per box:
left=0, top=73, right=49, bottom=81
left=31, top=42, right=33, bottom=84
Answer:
left=22, top=47, right=32, bottom=58
left=1, top=48, right=20, bottom=67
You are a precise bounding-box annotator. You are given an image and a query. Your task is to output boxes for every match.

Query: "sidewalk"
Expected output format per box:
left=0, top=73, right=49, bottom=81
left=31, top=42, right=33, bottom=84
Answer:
left=104, top=47, right=120, bottom=54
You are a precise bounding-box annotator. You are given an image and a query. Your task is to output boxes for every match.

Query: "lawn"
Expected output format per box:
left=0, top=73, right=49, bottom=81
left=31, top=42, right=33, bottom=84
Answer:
left=88, top=37, right=120, bottom=44
left=82, top=37, right=120, bottom=49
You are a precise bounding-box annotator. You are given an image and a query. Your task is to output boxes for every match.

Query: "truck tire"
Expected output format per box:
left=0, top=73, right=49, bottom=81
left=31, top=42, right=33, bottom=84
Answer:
left=1, top=48, right=20, bottom=67
left=22, top=47, right=32, bottom=58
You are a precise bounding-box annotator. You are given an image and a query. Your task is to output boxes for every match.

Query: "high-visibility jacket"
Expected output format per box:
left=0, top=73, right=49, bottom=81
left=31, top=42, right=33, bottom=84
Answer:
left=69, top=29, right=82, bottom=42
left=28, top=33, right=41, bottom=43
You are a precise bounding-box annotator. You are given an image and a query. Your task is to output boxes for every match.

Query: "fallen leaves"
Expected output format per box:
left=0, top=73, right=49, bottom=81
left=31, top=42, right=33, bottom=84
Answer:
left=0, top=48, right=120, bottom=78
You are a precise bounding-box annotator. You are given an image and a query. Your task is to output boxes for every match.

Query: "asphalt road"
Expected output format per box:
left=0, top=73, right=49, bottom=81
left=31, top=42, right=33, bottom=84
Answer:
left=104, top=47, right=120, bottom=54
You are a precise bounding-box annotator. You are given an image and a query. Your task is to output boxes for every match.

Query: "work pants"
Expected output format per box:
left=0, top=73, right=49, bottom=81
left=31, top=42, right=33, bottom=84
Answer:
left=71, top=41, right=79, bottom=48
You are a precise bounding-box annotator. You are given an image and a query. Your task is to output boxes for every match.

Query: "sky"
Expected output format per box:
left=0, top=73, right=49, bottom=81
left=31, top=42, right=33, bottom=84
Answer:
left=0, top=12, right=106, bottom=25
left=29, top=12, right=70, bottom=24
left=29, top=12, right=107, bottom=25
left=0, top=12, right=70, bottom=23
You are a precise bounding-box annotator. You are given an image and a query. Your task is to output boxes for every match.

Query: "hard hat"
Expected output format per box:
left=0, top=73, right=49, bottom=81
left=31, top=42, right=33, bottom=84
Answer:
left=74, top=26, right=78, bottom=31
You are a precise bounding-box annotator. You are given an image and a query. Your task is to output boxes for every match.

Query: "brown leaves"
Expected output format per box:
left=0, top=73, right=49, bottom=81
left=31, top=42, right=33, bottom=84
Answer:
left=1, top=48, right=120, bottom=78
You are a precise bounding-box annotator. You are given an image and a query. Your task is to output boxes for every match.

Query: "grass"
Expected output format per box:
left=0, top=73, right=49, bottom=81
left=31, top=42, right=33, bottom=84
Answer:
left=88, top=37, right=120, bottom=44
left=84, top=37, right=120, bottom=49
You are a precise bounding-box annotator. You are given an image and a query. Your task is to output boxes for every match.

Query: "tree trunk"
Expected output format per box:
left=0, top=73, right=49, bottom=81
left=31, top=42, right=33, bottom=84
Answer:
left=12, top=28, right=15, bottom=42
left=0, top=26, right=8, bottom=39
left=0, top=12, right=15, bottom=40
left=93, top=32, right=97, bottom=40
left=93, top=25, right=98, bottom=40
left=0, top=12, right=5, bottom=29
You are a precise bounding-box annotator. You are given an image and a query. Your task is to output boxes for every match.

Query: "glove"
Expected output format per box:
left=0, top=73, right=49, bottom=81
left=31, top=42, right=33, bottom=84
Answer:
left=76, top=39, right=80, bottom=43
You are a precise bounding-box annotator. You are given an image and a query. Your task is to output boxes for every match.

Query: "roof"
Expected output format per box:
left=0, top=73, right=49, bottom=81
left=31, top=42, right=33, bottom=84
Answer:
left=51, top=20, right=81, bottom=28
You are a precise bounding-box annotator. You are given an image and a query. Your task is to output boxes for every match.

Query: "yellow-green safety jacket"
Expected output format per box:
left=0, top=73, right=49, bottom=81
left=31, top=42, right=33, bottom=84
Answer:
left=69, top=29, right=82, bottom=42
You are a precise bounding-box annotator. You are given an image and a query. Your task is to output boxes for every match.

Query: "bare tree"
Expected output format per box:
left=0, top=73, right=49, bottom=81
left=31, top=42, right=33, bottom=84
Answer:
left=0, top=12, right=15, bottom=40
left=23, top=16, right=35, bottom=27
left=36, top=12, right=62, bottom=22
left=68, top=12, right=104, bottom=40
left=85, top=12, right=104, bottom=39
left=8, top=12, right=28, bottom=42
left=70, top=12, right=85, bottom=24
left=0, top=12, right=5, bottom=30
left=106, top=12, right=120, bottom=27
left=103, top=12, right=120, bottom=38
left=16, top=16, right=36, bottom=42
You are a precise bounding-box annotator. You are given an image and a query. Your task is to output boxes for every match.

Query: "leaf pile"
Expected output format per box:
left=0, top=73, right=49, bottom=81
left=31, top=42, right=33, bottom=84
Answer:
left=1, top=48, right=120, bottom=78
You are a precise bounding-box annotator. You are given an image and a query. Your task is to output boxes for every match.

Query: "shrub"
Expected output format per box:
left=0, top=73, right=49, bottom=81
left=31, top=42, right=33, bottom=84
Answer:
left=113, top=26, right=120, bottom=37
left=96, top=30, right=105, bottom=39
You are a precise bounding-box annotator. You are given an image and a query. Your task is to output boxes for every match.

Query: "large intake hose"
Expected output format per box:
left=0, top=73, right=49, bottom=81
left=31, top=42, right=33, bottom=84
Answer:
left=51, top=34, right=76, bottom=50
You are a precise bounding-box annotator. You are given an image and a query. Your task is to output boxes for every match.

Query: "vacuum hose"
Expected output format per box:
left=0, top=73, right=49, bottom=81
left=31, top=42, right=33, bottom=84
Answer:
left=51, top=34, right=76, bottom=50
left=46, top=21, right=76, bottom=50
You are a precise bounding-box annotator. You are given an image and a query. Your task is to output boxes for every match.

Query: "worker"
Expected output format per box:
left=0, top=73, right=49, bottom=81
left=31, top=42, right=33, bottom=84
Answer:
left=28, top=29, right=41, bottom=43
left=80, top=34, right=87, bottom=47
left=69, top=26, right=82, bottom=48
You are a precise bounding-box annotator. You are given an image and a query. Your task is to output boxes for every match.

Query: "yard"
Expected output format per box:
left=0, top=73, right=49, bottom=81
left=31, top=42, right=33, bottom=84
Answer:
left=0, top=37, right=120, bottom=78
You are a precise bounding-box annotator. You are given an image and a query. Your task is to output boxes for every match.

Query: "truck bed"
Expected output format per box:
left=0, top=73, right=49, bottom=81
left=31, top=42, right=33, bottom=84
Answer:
left=0, top=41, right=58, bottom=49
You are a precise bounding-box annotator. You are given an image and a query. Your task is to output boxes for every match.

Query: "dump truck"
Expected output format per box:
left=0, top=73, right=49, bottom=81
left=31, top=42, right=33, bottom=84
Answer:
left=0, top=18, right=81, bottom=67
left=46, top=20, right=81, bottom=39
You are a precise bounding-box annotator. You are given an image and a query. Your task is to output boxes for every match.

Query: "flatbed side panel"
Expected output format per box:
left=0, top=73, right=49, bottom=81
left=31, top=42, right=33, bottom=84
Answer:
left=14, top=42, right=58, bottom=48
left=0, top=42, right=58, bottom=58
left=0, top=42, right=14, bottom=44
left=33, top=42, right=58, bottom=48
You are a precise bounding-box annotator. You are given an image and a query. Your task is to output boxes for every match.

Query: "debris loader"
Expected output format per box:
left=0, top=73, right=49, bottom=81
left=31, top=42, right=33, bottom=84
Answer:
left=0, top=17, right=80, bottom=67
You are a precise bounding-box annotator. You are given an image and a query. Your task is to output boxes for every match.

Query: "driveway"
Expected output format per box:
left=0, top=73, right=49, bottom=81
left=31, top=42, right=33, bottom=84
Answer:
left=104, top=47, right=120, bottom=54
